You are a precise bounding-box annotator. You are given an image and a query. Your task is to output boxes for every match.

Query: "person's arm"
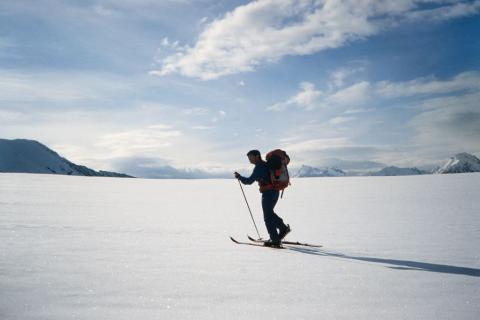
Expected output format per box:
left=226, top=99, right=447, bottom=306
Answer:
left=235, top=166, right=259, bottom=185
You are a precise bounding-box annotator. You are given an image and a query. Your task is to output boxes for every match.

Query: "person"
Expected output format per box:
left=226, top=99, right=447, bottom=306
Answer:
left=234, top=150, right=291, bottom=247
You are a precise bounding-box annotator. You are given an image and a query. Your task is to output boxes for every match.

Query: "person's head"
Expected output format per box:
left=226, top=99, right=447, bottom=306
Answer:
left=247, top=150, right=261, bottom=164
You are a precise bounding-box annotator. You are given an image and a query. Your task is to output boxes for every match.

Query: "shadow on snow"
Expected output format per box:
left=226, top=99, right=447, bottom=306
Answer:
left=287, top=246, right=480, bottom=277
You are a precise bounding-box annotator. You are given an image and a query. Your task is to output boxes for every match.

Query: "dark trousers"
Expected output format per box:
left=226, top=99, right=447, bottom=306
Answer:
left=262, top=190, right=286, bottom=242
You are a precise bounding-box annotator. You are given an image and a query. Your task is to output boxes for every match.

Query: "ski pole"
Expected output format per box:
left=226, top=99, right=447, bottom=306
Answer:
left=237, top=179, right=262, bottom=239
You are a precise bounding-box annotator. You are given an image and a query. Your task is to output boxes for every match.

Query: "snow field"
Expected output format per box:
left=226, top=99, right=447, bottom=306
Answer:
left=1, top=173, right=479, bottom=319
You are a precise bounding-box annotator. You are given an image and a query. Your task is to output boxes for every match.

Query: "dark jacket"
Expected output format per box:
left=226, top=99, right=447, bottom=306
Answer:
left=239, top=160, right=272, bottom=192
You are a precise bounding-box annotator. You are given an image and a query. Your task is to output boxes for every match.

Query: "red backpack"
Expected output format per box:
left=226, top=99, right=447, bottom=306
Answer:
left=265, top=149, right=291, bottom=196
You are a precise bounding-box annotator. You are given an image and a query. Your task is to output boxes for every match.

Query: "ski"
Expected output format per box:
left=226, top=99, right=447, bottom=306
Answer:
left=247, top=235, right=322, bottom=248
left=230, top=237, right=284, bottom=249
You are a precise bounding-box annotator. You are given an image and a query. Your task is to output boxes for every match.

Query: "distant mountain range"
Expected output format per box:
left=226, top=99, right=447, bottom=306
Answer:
left=1, top=139, right=479, bottom=179
left=0, top=139, right=133, bottom=178
left=294, top=165, right=346, bottom=177
left=295, top=153, right=480, bottom=177
left=370, top=166, right=426, bottom=176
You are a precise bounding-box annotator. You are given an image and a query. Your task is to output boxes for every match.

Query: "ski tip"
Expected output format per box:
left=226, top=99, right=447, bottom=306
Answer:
left=247, top=235, right=264, bottom=242
left=230, top=236, right=240, bottom=243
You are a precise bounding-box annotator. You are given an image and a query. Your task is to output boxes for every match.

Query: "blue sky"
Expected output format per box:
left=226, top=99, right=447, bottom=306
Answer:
left=1, top=0, right=479, bottom=177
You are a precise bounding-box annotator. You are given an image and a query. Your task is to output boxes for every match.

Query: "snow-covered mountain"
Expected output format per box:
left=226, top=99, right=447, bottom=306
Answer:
left=295, top=153, right=480, bottom=177
left=295, top=165, right=346, bottom=177
left=0, top=139, right=133, bottom=177
left=371, top=166, right=424, bottom=176
left=435, top=152, right=480, bottom=174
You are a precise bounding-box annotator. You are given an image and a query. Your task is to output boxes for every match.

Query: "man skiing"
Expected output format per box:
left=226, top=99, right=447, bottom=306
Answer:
left=234, top=150, right=291, bottom=247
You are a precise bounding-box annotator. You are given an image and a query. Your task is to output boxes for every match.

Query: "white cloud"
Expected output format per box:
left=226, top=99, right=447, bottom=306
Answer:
left=0, top=67, right=232, bottom=171
left=0, top=70, right=132, bottom=103
left=343, top=108, right=374, bottom=114
left=192, top=125, right=213, bottom=130
left=376, top=71, right=480, bottom=98
left=279, top=135, right=386, bottom=167
left=269, top=80, right=371, bottom=111
left=406, top=0, right=480, bottom=21
left=268, top=82, right=322, bottom=111
left=329, top=66, right=365, bottom=88
left=0, top=102, right=232, bottom=173
left=281, top=137, right=353, bottom=153
left=182, top=107, right=210, bottom=116
left=272, top=69, right=480, bottom=167
left=0, top=110, right=24, bottom=122
left=152, top=0, right=480, bottom=80
left=328, top=81, right=371, bottom=105
left=95, top=125, right=182, bottom=158
left=160, top=37, right=181, bottom=50
left=161, top=37, right=170, bottom=46
left=209, top=110, right=227, bottom=123
left=329, top=116, right=356, bottom=125
left=92, top=4, right=118, bottom=17
left=409, top=91, right=480, bottom=154
left=270, top=71, right=480, bottom=112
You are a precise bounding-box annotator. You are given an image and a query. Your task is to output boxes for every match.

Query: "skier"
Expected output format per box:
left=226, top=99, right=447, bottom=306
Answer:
left=234, top=150, right=291, bottom=247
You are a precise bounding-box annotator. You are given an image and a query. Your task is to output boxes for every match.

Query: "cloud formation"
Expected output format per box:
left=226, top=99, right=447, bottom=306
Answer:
left=409, top=91, right=480, bottom=156
left=268, top=82, right=322, bottom=111
left=269, top=70, right=480, bottom=111
left=0, top=70, right=133, bottom=103
left=152, top=0, right=480, bottom=80
left=109, top=156, right=230, bottom=179
left=376, top=71, right=480, bottom=98
left=272, top=70, right=480, bottom=167
left=95, top=125, right=182, bottom=158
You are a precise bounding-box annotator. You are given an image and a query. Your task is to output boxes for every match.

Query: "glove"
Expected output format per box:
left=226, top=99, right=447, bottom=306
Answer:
left=234, top=172, right=241, bottom=179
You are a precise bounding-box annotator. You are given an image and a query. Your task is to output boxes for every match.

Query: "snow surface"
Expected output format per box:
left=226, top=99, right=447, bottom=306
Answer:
left=1, top=173, right=479, bottom=319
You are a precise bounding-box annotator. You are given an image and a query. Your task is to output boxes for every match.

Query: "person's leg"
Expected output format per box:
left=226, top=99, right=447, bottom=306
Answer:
left=262, top=191, right=281, bottom=242
left=269, top=190, right=290, bottom=239
left=269, top=191, right=287, bottom=230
